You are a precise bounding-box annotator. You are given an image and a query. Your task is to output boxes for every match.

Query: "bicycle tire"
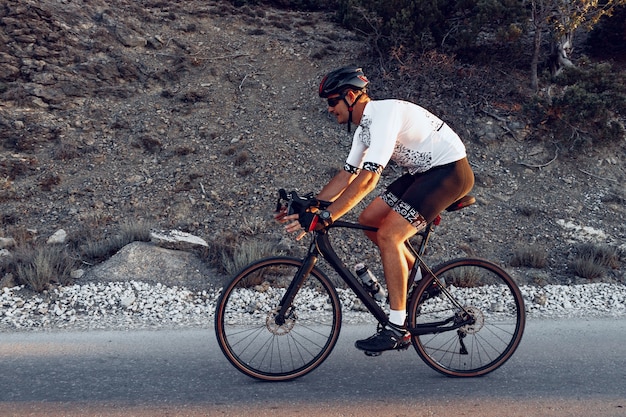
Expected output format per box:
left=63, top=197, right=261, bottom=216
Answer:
left=407, top=258, right=525, bottom=377
left=215, top=256, right=342, bottom=381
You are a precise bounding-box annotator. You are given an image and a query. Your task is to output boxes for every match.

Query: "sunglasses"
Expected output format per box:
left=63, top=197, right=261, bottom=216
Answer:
left=327, top=94, right=346, bottom=107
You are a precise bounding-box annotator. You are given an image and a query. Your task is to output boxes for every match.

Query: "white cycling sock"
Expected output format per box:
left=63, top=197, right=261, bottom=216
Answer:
left=389, top=309, right=406, bottom=328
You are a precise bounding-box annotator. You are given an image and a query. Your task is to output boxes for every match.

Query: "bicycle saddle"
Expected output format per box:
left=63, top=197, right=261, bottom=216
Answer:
left=445, top=195, right=476, bottom=212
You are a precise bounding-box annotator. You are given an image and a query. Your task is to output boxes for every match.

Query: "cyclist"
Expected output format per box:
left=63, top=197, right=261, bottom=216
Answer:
left=279, top=66, right=474, bottom=353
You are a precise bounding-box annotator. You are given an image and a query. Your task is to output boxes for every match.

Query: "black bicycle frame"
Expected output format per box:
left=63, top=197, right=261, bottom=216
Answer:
left=317, top=221, right=390, bottom=324
left=274, top=220, right=385, bottom=325
left=275, top=219, right=474, bottom=335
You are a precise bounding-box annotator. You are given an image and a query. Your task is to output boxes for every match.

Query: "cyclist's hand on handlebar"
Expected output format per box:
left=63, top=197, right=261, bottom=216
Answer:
left=277, top=212, right=307, bottom=240
left=274, top=203, right=298, bottom=226
left=298, top=211, right=320, bottom=232
left=277, top=210, right=325, bottom=241
left=274, top=205, right=289, bottom=221
left=274, top=189, right=331, bottom=240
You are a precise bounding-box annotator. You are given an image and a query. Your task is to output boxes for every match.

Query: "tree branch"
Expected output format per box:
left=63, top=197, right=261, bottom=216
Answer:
left=480, top=108, right=519, bottom=141
left=578, top=169, right=618, bottom=183
left=518, top=143, right=559, bottom=168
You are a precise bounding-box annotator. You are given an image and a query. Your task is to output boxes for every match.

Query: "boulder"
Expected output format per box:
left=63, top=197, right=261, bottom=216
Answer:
left=82, top=241, right=217, bottom=290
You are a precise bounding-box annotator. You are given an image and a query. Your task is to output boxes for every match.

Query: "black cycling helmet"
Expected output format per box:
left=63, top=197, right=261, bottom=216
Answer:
left=318, top=66, right=369, bottom=98
left=319, top=66, right=369, bottom=133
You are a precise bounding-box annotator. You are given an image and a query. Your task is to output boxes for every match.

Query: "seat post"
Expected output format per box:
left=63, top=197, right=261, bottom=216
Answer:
left=415, top=222, right=435, bottom=256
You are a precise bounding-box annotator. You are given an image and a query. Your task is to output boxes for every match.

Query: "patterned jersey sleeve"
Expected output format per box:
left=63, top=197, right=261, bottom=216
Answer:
left=356, top=108, right=401, bottom=169
left=343, top=162, right=360, bottom=175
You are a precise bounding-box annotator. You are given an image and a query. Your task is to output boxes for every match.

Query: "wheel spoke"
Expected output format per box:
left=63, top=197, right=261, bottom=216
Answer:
left=215, top=258, right=341, bottom=381
left=409, top=258, right=525, bottom=377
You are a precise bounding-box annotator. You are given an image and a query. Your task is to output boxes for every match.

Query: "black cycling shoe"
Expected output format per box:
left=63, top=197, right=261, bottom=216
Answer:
left=355, top=326, right=411, bottom=353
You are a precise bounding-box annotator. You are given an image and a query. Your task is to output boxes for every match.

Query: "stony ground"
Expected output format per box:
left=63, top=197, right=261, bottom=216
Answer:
left=1, top=0, right=625, bottom=290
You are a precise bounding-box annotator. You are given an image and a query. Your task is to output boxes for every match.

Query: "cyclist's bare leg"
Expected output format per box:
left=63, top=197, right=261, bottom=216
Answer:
left=354, top=202, right=420, bottom=353
left=359, top=198, right=416, bottom=270
left=375, top=210, right=419, bottom=311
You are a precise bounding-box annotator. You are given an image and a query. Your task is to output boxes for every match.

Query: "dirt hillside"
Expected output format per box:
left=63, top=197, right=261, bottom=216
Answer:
left=1, top=0, right=624, bottom=286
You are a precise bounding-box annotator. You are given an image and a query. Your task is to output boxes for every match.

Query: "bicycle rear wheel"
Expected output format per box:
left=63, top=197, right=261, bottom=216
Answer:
left=407, top=258, right=525, bottom=377
left=215, top=256, right=342, bottom=381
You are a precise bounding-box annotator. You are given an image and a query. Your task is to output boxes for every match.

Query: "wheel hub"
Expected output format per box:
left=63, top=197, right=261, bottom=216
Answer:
left=460, top=306, right=484, bottom=334
left=266, top=308, right=296, bottom=335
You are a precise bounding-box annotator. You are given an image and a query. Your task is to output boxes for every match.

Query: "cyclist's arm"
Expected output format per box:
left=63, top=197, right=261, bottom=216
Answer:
left=322, top=169, right=380, bottom=221
left=279, top=169, right=378, bottom=237
left=316, top=170, right=355, bottom=202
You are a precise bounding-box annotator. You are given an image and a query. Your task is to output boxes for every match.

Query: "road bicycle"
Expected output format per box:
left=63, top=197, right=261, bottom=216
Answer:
left=215, top=189, right=526, bottom=381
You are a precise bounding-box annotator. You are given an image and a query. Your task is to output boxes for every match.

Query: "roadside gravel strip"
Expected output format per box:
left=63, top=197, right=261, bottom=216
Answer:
left=1, top=282, right=625, bottom=331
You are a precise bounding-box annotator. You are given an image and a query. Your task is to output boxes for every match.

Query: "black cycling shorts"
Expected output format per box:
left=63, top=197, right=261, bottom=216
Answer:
left=381, top=157, right=474, bottom=227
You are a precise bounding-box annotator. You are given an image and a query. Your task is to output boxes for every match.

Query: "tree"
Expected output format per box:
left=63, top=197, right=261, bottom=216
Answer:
left=530, top=0, right=626, bottom=91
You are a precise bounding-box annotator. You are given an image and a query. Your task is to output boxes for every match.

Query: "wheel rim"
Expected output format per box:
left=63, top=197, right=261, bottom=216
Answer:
left=216, top=258, right=341, bottom=380
left=410, top=259, right=525, bottom=376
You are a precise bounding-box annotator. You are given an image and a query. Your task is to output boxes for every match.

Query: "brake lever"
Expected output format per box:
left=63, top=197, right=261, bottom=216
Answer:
left=276, top=189, right=318, bottom=216
left=275, top=189, right=291, bottom=219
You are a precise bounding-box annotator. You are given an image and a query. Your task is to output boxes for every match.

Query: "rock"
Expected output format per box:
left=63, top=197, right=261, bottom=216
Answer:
left=114, top=26, right=147, bottom=48
left=150, top=230, right=209, bottom=251
left=0, top=273, right=17, bottom=289
left=534, top=293, right=548, bottom=306
left=70, top=269, right=85, bottom=279
left=47, top=229, right=67, bottom=244
left=0, top=237, right=16, bottom=249
left=120, top=293, right=136, bottom=308
left=82, top=241, right=218, bottom=290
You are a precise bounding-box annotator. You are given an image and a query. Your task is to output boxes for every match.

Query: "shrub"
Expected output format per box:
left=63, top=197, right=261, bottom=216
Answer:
left=510, top=247, right=548, bottom=269
left=80, top=220, right=152, bottom=264
left=12, top=245, right=76, bottom=292
left=220, top=240, right=281, bottom=276
left=445, top=265, right=482, bottom=288
left=569, top=257, right=606, bottom=281
left=527, top=63, right=626, bottom=148
left=569, top=243, right=622, bottom=281
left=586, top=5, right=626, bottom=57
left=202, top=224, right=288, bottom=277
left=336, top=0, right=528, bottom=64
left=228, top=0, right=337, bottom=11
left=575, top=243, right=621, bottom=269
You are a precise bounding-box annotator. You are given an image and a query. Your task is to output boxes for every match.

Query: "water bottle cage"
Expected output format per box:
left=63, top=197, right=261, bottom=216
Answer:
left=356, top=265, right=385, bottom=302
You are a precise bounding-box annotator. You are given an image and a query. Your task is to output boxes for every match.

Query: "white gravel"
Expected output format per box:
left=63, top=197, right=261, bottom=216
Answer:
left=1, top=281, right=625, bottom=331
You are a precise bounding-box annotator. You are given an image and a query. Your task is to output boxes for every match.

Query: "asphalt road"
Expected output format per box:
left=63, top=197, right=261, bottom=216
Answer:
left=0, top=319, right=624, bottom=416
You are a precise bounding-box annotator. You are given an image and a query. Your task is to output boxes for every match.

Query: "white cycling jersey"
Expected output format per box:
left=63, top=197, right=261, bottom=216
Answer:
left=345, top=100, right=467, bottom=174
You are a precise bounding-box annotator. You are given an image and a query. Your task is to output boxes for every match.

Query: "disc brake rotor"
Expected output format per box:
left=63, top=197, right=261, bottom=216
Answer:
left=460, top=306, right=484, bottom=334
left=266, top=307, right=296, bottom=335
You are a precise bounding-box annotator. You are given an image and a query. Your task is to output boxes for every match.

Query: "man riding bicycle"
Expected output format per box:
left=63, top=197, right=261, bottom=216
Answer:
left=279, top=66, right=474, bottom=353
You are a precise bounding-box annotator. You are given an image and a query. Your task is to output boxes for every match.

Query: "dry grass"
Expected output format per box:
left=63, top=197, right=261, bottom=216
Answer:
left=221, top=240, right=281, bottom=276
left=569, top=243, right=622, bottom=281
left=200, top=224, right=287, bottom=278
left=1, top=219, right=154, bottom=292
left=445, top=266, right=482, bottom=288
left=569, top=258, right=606, bottom=281
left=510, top=247, right=548, bottom=268
left=80, top=219, right=152, bottom=264
left=239, top=216, right=272, bottom=236
left=12, top=245, right=76, bottom=292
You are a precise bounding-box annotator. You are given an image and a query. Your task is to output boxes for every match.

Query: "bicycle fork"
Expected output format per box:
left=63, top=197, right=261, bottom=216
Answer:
left=273, top=253, right=319, bottom=325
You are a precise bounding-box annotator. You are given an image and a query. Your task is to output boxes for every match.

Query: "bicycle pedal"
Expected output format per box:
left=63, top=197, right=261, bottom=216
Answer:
left=364, top=350, right=382, bottom=357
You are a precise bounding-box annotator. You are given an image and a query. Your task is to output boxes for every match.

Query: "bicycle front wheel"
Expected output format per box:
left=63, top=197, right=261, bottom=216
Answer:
left=407, top=258, right=525, bottom=377
left=215, top=256, right=342, bottom=381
